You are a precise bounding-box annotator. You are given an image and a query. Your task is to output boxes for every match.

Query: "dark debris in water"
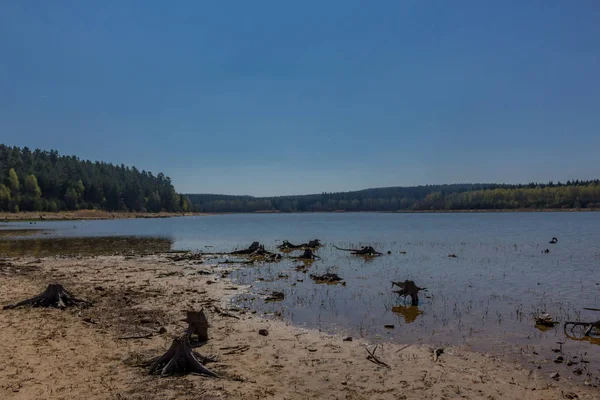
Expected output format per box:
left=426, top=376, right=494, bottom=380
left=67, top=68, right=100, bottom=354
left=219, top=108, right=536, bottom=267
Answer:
left=309, top=273, right=344, bottom=285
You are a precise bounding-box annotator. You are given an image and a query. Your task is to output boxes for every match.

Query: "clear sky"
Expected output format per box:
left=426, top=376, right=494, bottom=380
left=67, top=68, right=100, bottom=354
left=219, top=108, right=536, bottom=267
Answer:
left=1, top=1, right=599, bottom=196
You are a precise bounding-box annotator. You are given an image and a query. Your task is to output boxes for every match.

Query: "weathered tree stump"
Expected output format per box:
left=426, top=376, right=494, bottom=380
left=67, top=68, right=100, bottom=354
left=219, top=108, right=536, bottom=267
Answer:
left=3, top=283, right=90, bottom=310
left=146, top=335, right=217, bottom=377
left=183, top=310, right=209, bottom=343
left=392, top=280, right=426, bottom=306
left=334, top=245, right=382, bottom=256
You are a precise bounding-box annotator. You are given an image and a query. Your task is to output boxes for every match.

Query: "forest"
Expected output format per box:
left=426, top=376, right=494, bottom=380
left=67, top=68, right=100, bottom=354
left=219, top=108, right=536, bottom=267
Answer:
left=0, top=145, right=192, bottom=212
left=187, top=180, right=600, bottom=213
left=2, top=144, right=599, bottom=214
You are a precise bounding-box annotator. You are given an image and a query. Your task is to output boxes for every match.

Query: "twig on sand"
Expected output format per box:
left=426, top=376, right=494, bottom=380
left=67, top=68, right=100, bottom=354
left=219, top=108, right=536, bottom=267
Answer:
left=395, top=344, right=412, bottom=353
left=221, top=345, right=250, bottom=355
left=213, top=305, right=240, bottom=320
left=366, top=345, right=390, bottom=369
left=119, top=333, right=154, bottom=340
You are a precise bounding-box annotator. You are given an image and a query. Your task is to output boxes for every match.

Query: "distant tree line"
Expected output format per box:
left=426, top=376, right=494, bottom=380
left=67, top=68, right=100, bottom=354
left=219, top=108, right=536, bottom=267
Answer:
left=0, top=144, right=192, bottom=213
left=187, top=180, right=600, bottom=213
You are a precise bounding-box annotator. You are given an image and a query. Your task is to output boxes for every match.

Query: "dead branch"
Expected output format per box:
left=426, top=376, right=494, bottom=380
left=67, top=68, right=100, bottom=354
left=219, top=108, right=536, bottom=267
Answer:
left=365, top=345, right=390, bottom=369
left=564, top=320, right=600, bottom=336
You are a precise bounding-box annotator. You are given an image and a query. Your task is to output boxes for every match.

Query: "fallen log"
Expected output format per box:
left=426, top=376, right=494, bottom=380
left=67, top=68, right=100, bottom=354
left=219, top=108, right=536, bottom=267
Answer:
left=3, top=283, right=90, bottom=310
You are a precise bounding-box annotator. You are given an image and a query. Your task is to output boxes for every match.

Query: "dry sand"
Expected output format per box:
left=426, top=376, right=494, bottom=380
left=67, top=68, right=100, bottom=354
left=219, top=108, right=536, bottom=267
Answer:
left=0, top=254, right=595, bottom=400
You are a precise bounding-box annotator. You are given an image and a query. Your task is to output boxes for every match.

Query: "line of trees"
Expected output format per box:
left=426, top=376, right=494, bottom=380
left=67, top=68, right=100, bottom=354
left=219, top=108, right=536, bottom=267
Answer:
left=187, top=180, right=600, bottom=213
left=0, top=145, right=192, bottom=213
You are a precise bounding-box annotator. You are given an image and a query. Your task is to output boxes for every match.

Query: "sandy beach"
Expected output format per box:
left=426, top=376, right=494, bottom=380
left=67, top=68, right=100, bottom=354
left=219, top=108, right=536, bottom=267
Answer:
left=0, top=252, right=596, bottom=400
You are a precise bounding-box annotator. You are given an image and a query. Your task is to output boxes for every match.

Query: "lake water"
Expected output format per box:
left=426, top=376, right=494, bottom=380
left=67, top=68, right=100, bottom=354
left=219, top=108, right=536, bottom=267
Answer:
left=2, top=212, right=600, bottom=380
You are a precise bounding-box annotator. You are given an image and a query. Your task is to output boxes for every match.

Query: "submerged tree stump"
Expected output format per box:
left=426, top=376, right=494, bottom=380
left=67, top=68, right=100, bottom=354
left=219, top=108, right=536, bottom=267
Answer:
left=146, top=335, right=217, bottom=377
left=392, top=280, right=426, bottom=306
left=183, top=310, right=209, bottom=343
left=278, top=239, right=322, bottom=251
left=230, top=242, right=261, bottom=255
left=334, top=245, right=382, bottom=256
left=295, top=249, right=321, bottom=260
left=3, top=283, right=90, bottom=310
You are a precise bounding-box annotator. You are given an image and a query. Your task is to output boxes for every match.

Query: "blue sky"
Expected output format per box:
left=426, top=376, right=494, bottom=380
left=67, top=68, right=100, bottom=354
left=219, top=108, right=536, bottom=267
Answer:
left=1, top=1, right=599, bottom=196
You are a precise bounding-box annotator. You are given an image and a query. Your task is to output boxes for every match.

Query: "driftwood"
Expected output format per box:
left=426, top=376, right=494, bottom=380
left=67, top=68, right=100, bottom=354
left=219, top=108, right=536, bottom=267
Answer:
left=183, top=310, right=209, bottom=343
left=564, top=320, right=600, bottom=336
left=334, top=245, right=382, bottom=256
left=146, top=335, right=217, bottom=377
left=392, top=280, right=425, bottom=306
left=3, top=283, right=90, bottom=310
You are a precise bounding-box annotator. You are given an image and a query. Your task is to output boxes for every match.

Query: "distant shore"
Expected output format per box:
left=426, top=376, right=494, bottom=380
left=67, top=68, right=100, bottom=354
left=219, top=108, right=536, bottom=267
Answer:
left=207, top=207, right=600, bottom=214
left=0, top=210, right=207, bottom=222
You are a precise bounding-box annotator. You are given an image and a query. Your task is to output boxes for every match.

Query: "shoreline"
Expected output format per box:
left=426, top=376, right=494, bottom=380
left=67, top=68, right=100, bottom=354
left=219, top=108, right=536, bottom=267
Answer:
left=0, top=253, right=595, bottom=399
left=0, top=210, right=208, bottom=222
left=202, top=208, right=600, bottom=215
left=2, top=208, right=598, bottom=222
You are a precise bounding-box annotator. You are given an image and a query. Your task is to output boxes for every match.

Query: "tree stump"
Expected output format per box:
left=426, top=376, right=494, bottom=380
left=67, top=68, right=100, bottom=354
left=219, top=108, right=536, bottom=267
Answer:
left=146, top=335, right=217, bottom=377
left=392, top=280, right=426, bottom=306
left=183, top=310, right=209, bottom=343
left=3, top=283, right=90, bottom=310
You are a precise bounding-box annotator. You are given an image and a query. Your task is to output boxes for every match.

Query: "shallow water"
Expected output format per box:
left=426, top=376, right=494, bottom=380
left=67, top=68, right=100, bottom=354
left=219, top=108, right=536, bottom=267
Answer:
left=2, top=212, right=599, bottom=376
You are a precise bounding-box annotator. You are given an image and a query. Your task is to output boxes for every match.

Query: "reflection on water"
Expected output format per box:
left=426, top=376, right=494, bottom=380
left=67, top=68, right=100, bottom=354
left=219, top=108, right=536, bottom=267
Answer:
left=392, top=305, right=424, bottom=324
left=564, top=328, right=600, bottom=346
left=0, top=236, right=172, bottom=257
left=0, top=229, right=46, bottom=238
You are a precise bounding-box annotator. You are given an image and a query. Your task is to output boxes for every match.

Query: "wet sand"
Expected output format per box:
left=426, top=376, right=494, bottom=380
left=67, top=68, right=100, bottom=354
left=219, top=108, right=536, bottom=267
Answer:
left=0, top=254, right=596, bottom=400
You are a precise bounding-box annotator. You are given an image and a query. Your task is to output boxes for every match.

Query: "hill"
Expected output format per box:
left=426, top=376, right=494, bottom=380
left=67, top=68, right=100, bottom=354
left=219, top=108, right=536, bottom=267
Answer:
left=187, top=180, right=600, bottom=213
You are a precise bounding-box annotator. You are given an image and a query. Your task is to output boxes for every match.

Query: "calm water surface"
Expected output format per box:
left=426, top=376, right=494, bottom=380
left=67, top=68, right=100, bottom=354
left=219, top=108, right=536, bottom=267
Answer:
left=2, top=212, right=600, bottom=376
